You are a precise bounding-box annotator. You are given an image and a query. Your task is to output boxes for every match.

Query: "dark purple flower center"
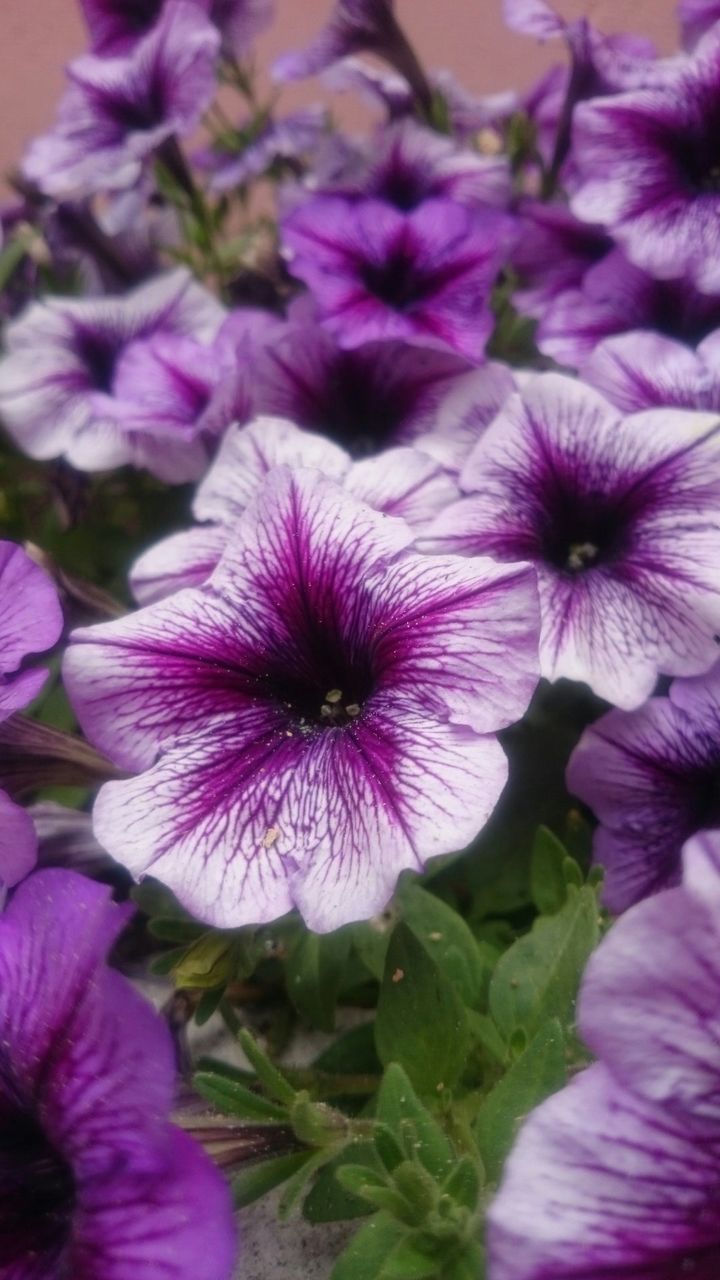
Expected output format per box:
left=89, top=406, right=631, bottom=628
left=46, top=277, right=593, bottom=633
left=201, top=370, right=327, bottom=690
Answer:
left=671, top=114, right=720, bottom=195
left=272, top=350, right=414, bottom=455
left=0, top=1103, right=75, bottom=1266
left=98, top=65, right=168, bottom=134
left=361, top=246, right=429, bottom=311
left=254, top=614, right=376, bottom=731
left=538, top=491, right=630, bottom=574
left=74, top=326, right=122, bottom=393
left=372, top=163, right=429, bottom=212
left=109, top=0, right=164, bottom=37
left=270, top=660, right=375, bottom=731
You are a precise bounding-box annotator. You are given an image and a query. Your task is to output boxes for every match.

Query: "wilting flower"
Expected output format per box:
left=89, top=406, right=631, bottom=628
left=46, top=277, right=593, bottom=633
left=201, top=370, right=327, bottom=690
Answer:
left=281, top=195, right=512, bottom=362
left=527, top=243, right=720, bottom=369
left=0, top=868, right=237, bottom=1277
left=487, top=834, right=720, bottom=1280
left=219, top=296, right=477, bottom=456
left=680, top=0, right=720, bottom=49
left=130, top=415, right=459, bottom=603
left=273, top=0, right=403, bottom=82
left=571, top=26, right=720, bottom=294
left=583, top=329, right=720, bottom=413
left=567, top=661, right=720, bottom=911
left=65, top=468, right=540, bottom=931
left=0, top=543, right=63, bottom=894
left=23, top=3, right=220, bottom=199
left=425, top=373, right=720, bottom=708
left=0, top=269, right=228, bottom=481
left=197, top=108, right=327, bottom=191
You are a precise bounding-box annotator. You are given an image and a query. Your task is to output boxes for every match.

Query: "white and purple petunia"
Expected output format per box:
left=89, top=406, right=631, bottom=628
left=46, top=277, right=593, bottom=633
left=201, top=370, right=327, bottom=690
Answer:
left=0, top=543, right=64, bottom=896
left=23, top=3, right=220, bottom=199
left=281, top=195, right=513, bottom=362
left=0, top=868, right=237, bottom=1277
left=80, top=0, right=273, bottom=55
left=584, top=329, right=720, bottom=413
left=65, top=467, right=540, bottom=932
left=680, top=0, right=720, bottom=49
left=129, top=415, right=461, bottom=604
left=218, top=295, right=488, bottom=458
left=567, top=660, right=720, bottom=912
left=273, top=0, right=401, bottom=83
left=424, top=372, right=720, bottom=708
left=197, top=107, right=328, bottom=192
left=486, top=834, right=720, bottom=1280
left=0, top=269, right=232, bottom=482
left=571, top=25, right=720, bottom=294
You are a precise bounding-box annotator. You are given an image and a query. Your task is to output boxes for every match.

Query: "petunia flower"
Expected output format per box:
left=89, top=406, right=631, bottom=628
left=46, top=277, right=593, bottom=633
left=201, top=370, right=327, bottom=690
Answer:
left=424, top=372, right=720, bottom=708
left=129, top=415, right=460, bottom=604
left=527, top=244, right=720, bottom=370
left=567, top=661, right=720, bottom=912
left=584, top=329, right=720, bottom=413
left=0, top=269, right=229, bottom=482
left=196, top=107, right=327, bottom=192
left=218, top=296, right=480, bottom=457
left=281, top=195, right=513, bottom=362
left=64, top=468, right=540, bottom=932
left=273, top=0, right=406, bottom=83
left=0, top=543, right=64, bottom=895
left=80, top=0, right=273, bottom=56
left=0, top=867, right=237, bottom=1277
left=571, top=25, right=720, bottom=294
left=23, top=3, right=220, bottom=199
left=486, top=834, right=720, bottom=1280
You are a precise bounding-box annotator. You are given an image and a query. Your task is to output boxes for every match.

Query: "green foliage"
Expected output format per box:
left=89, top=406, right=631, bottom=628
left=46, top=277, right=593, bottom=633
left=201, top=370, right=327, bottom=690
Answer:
left=475, top=1019, right=567, bottom=1183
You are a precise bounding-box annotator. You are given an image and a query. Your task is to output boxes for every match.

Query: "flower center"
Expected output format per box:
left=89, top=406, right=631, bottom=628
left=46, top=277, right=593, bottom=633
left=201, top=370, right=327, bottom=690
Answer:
left=0, top=1104, right=75, bottom=1266
left=539, top=494, right=628, bottom=574
left=374, top=165, right=429, bottom=213
left=74, top=327, right=121, bottom=393
left=294, top=353, right=408, bottom=455
left=361, top=247, right=427, bottom=311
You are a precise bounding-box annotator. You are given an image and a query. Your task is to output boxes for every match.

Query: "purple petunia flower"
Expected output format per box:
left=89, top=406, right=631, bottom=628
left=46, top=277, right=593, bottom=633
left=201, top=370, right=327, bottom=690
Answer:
left=567, top=660, right=720, bottom=912
left=314, top=118, right=511, bottom=212
left=64, top=468, right=540, bottom=931
left=0, top=867, right=237, bottom=1276
left=584, top=329, right=720, bottom=413
left=486, top=835, right=720, bottom=1280
left=129, top=415, right=460, bottom=604
left=680, top=0, right=720, bottom=49
left=81, top=0, right=273, bottom=56
left=424, top=372, right=720, bottom=708
left=510, top=203, right=613, bottom=325
left=571, top=26, right=720, bottom=294
left=217, top=296, right=485, bottom=457
left=281, top=195, right=512, bottom=362
left=23, top=3, right=220, bottom=199
left=0, top=269, right=229, bottom=482
left=527, top=243, right=720, bottom=370
left=0, top=544, right=64, bottom=895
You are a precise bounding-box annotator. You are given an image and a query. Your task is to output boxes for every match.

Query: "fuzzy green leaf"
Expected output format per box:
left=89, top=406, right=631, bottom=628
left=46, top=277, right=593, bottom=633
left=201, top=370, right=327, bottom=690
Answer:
left=475, top=1018, right=566, bottom=1182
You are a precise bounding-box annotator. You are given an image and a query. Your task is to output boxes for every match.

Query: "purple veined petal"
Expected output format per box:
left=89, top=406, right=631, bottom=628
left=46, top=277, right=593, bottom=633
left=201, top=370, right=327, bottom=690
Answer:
left=345, top=447, right=459, bottom=529
left=23, top=3, right=220, bottom=201
left=74, top=1127, right=237, bottom=1280
left=427, top=362, right=518, bottom=472
left=579, top=883, right=720, bottom=1126
left=583, top=330, right=720, bottom=413
left=198, top=106, right=327, bottom=192
left=272, top=0, right=398, bottom=83
left=487, top=1061, right=720, bottom=1280
left=0, top=543, right=63, bottom=679
left=566, top=681, right=720, bottom=912
left=31, top=801, right=118, bottom=879
left=130, top=525, right=229, bottom=606
left=683, top=829, right=720, bottom=905
left=78, top=0, right=196, bottom=53
left=502, top=0, right=564, bottom=39
left=424, top=373, right=720, bottom=709
left=69, top=468, right=539, bottom=930
left=65, top=413, right=210, bottom=483
left=209, top=0, right=275, bottom=54
left=680, top=0, right=720, bottom=49
left=193, top=416, right=350, bottom=524
left=0, top=790, right=38, bottom=894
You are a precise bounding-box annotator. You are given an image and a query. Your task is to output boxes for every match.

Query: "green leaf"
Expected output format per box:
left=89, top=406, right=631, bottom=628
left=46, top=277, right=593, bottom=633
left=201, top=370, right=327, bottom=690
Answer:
left=148, top=917, right=207, bottom=944
left=313, top=1022, right=382, bottom=1077
left=238, top=1030, right=296, bottom=1105
left=375, top=925, right=470, bottom=1096
left=441, top=1156, right=481, bottom=1211
left=378, top=1240, right=439, bottom=1280
left=279, top=1147, right=334, bottom=1219
left=330, top=1215, right=411, bottom=1280
left=351, top=916, right=396, bottom=981
left=232, top=1151, right=311, bottom=1209
left=375, top=1064, right=453, bottom=1182
left=302, top=1144, right=378, bottom=1223
left=399, top=884, right=487, bottom=1008
left=194, top=985, right=225, bottom=1026
left=287, top=928, right=353, bottom=1031
left=529, top=826, right=568, bottom=916
left=172, top=932, right=239, bottom=989
left=475, top=1019, right=566, bottom=1183
left=489, top=886, right=600, bottom=1041
left=193, top=1071, right=288, bottom=1123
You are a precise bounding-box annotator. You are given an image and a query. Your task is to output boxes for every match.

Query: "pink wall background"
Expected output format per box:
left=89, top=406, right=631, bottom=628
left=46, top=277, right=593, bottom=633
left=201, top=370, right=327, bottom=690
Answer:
left=0, top=0, right=679, bottom=181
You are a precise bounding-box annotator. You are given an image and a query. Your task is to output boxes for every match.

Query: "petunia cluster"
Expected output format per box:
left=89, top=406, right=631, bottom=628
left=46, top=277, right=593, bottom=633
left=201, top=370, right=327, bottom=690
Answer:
left=6, top=0, right=720, bottom=1276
